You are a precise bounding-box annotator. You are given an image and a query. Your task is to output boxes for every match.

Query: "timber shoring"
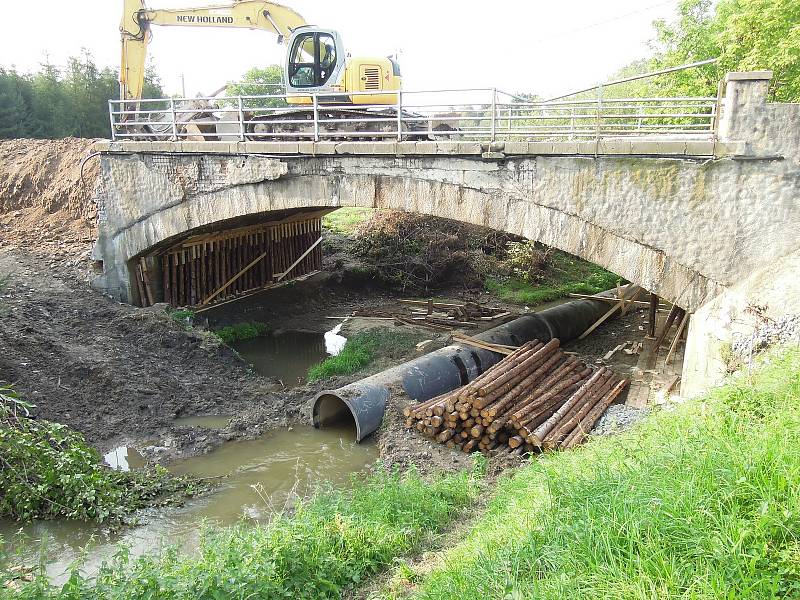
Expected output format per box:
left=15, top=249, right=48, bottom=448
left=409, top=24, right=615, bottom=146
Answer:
left=160, top=216, right=323, bottom=307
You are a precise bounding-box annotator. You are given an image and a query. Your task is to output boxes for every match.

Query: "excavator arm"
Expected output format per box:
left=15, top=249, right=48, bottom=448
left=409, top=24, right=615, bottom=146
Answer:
left=120, top=0, right=306, bottom=102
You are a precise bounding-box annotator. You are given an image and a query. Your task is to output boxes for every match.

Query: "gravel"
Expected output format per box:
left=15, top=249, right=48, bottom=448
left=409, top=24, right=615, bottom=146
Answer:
left=592, top=403, right=650, bottom=436
left=731, top=314, right=800, bottom=359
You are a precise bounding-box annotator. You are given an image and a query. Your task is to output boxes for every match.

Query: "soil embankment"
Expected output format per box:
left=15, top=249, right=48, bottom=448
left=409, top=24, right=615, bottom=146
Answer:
left=0, top=138, right=100, bottom=279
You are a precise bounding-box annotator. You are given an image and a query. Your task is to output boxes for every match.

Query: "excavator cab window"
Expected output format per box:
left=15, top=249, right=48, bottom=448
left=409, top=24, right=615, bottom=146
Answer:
left=289, top=32, right=337, bottom=88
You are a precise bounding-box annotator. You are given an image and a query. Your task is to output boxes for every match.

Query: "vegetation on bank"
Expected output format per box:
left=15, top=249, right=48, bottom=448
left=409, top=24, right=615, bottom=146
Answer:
left=308, top=328, right=424, bottom=382
left=389, top=348, right=800, bottom=599
left=211, top=321, right=271, bottom=344
left=486, top=248, right=619, bottom=306
left=2, top=462, right=484, bottom=599
left=323, top=207, right=376, bottom=235
left=0, top=384, right=205, bottom=523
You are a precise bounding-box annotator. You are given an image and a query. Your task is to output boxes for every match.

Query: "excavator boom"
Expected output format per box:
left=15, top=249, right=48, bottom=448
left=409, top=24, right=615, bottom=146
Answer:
left=120, top=0, right=306, bottom=101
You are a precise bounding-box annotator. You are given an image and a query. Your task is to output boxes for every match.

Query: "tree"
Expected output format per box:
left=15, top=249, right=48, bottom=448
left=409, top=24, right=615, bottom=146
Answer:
left=0, top=69, right=29, bottom=138
left=647, top=0, right=800, bottom=100
left=226, top=65, right=286, bottom=108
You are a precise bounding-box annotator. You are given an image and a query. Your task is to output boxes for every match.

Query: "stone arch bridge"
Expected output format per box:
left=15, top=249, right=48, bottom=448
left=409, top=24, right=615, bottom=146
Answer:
left=92, top=72, right=800, bottom=396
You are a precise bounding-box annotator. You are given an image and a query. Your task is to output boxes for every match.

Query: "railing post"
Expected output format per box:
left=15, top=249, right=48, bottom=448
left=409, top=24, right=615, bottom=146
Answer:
left=313, top=93, right=320, bottom=142
left=570, top=107, right=575, bottom=140
left=595, top=84, right=603, bottom=155
left=490, top=88, right=497, bottom=142
left=237, top=96, right=245, bottom=141
left=396, top=90, right=403, bottom=142
left=109, top=100, right=117, bottom=141
left=169, top=98, right=178, bottom=141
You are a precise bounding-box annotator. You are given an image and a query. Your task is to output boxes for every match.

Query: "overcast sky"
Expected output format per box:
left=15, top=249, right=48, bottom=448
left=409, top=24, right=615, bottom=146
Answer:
left=0, top=0, right=680, bottom=99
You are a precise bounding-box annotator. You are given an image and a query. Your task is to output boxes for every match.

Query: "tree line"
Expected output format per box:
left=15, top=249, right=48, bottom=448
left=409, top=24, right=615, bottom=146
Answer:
left=0, top=51, right=163, bottom=140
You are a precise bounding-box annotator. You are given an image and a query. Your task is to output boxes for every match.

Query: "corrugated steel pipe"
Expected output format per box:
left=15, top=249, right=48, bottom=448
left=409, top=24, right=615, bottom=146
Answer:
left=312, top=291, right=623, bottom=442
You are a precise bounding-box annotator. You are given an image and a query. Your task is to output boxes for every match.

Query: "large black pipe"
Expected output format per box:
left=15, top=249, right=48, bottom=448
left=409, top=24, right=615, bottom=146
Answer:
left=312, top=293, right=620, bottom=441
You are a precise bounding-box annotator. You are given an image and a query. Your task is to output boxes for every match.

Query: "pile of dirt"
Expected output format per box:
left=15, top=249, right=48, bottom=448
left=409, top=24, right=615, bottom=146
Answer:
left=0, top=138, right=100, bottom=270
left=338, top=212, right=521, bottom=293
left=0, top=250, right=306, bottom=460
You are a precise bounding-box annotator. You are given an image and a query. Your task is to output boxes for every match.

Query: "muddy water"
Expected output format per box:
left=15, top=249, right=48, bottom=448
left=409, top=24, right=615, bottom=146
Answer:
left=0, top=424, right=377, bottom=582
left=231, top=325, right=347, bottom=386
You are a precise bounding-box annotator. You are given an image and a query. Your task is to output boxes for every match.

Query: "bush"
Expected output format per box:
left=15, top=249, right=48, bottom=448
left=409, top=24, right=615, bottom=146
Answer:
left=348, top=212, right=520, bottom=292
left=0, top=384, right=204, bottom=523
left=504, top=241, right=552, bottom=283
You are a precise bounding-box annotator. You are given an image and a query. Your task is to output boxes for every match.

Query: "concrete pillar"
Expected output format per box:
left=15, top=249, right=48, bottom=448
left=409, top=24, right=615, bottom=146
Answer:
left=717, top=71, right=773, bottom=150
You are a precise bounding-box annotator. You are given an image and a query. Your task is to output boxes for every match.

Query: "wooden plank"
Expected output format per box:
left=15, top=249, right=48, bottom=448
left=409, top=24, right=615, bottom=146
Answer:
left=175, top=208, right=336, bottom=248
left=578, top=285, right=641, bottom=340
left=274, top=236, right=324, bottom=282
left=139, top=257, right=155, bottom=306
left=664, top=312, right=690, bottom=365
left=201, top=251, right=269, bottom=306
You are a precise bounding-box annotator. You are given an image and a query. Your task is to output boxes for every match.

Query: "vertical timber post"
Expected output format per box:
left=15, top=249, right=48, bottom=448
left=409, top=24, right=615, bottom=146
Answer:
left=648, top=293, right=658, bottom=338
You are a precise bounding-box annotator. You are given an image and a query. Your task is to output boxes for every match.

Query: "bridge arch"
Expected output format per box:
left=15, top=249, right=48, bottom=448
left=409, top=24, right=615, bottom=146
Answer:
left=92, top=152, right=732, bottom=310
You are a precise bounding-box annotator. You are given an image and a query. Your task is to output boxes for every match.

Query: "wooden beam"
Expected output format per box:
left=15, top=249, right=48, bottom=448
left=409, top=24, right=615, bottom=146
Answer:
left=578, top=285, right=641, bottom=340
left=201, top=251, right=267, bottom=306
left=274, top=236, right=323, bottom=283
left=566, top=293, right=667, bottom=309
left=648, top=293, right=658, bottom=338
left=664, top=312, right=690, bottom=365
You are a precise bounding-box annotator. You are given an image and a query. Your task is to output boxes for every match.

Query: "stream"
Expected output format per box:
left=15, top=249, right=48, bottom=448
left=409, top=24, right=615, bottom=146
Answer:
left=0, top=324, right=372, bottom=582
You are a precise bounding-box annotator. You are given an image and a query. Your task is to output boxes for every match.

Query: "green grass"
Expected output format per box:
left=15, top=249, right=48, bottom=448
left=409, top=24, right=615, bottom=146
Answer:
left=400, top=347, right=800, bottom=599
left=2, top=462, right=484, bottom=599
left=212, top=321, right=270, bottom=344
left=487, top=251, right=620, bottom=306
left=322, top=207, right=375, bottom=235
left=308, top=328, right=423, bottom=382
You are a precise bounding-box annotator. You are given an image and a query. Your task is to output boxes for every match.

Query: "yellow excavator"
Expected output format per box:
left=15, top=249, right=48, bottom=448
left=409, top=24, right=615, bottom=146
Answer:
left=120, top=0, right=410, bottom=138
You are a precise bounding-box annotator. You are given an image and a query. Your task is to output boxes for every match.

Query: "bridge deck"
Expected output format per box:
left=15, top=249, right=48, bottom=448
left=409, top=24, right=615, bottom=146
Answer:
left=96, top=138, right=742, bottom=158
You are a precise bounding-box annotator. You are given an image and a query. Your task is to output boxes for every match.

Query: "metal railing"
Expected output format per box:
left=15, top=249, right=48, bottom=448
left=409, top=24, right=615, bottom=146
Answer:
left=108, top=87, right=718, bottom=143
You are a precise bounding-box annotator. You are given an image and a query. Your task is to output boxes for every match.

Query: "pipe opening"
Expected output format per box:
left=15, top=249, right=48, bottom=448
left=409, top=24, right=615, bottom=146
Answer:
left=312, top=393, right=357, bottom=431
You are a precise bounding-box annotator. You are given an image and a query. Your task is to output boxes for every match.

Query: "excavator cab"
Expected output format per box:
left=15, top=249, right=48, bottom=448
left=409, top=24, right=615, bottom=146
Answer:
left=285, top=28, right=345, bottom=91
left=284, top=27, right=401, bottom=105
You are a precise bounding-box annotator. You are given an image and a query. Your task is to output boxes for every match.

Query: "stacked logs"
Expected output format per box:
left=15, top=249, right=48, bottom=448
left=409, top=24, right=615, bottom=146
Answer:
left=403, top=338, right=629, bottom=455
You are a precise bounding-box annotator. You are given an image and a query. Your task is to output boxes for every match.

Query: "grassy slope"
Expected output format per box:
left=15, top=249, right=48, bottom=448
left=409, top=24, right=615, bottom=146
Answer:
left=486, top=251, right=619, bottom=306
left=401, top=348, right=800, bottom=599
left=3, top=465, right=484, bottom=599
left=323, top=207, right=375, bottom=235
left=308, top=328, right=424, bottom=382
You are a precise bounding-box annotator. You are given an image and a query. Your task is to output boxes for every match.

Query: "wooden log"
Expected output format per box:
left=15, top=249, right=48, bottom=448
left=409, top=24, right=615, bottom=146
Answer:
left=474, top=348, right=555, bottom=409
left=436, top=429, right=455, bottom=443
left=514, top=365, right=589, bottom=427
left=476, top=339, right=560, bottom=397
left=648, top=292, right=658, bottom=338
left=542, top=374, right=618, bottom=448
left=654, top=305, right=682, bottom=350
left=499, top=356, right=577, bottom=421
left=562, top=380, right=629, bottom=449
left=527, top=368, right=609, bottom=445
left=508, top=435, right=524, bottom=449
